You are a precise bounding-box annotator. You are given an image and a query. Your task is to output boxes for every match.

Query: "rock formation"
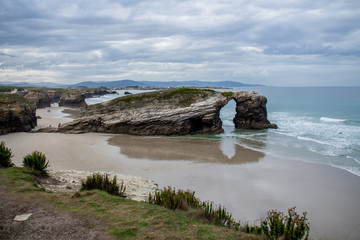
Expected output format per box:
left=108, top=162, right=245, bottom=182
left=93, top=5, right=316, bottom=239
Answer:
left=59, top=90, right=86, bottom=107
left=40, top=88, right=276, bottom=135
left=0, top=94, right=37, bottom=135
left=24, top=91, right=52, bottom=108
left=233, top=91, right=277, bottom=129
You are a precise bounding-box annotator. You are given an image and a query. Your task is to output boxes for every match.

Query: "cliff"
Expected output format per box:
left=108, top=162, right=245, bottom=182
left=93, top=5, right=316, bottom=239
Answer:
left=0, top=94, right=37, bottom=135
left=40, top=88, right=276, bottom=135
left=24, top=91, right=52, bottom=108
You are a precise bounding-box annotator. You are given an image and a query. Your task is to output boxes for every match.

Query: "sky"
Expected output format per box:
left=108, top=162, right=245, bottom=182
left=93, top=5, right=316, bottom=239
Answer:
left=0, top=0, right=359, bottom=86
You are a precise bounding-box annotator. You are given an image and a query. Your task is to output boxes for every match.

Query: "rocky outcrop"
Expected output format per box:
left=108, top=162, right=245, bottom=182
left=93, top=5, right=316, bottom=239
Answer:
left=0, top=94, right=37, bottom=135
left=39, top=88, right=276, bottom=135
left=233, top=91, right=277, bottom=129
left=59, top=90, right=86, bottom=107
left=24, top=91, right=51, bottom=108
left=46, top=90, right=63, bottom=103
left=55, top=89, right=228, bottom=135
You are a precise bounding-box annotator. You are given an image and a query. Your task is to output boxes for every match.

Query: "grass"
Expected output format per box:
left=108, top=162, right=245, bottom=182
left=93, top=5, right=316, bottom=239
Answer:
left=110, top=88, right=216, bottom=108
left=0, top=92, right=34, bottom=104
left=0, top=167, right=261, bottom=240
left=0, top=167, right=260, bottom=239
left=0, top=167, right=309, bottom=239
left=221, top=91, right=234, bottom=97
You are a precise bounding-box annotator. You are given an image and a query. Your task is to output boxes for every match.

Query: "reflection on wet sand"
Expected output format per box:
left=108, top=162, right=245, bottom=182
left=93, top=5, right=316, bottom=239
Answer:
left=108, top=135, right=265, bottom=164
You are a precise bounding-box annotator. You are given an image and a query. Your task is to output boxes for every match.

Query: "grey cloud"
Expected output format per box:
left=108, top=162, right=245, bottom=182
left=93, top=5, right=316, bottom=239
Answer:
left=0, top=0, right=359, bottom=86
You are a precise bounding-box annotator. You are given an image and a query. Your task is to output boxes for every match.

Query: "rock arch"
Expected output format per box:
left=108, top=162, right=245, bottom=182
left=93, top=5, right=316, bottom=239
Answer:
left=38, top=89, right=277, bottom=135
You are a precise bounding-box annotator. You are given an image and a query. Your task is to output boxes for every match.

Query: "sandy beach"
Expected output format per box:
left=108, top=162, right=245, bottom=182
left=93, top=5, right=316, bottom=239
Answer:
left=1, top=104, right=360, bottom=239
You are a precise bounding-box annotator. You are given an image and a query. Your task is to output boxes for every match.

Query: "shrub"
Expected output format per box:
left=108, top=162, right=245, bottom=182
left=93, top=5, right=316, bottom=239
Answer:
left=261, top=207, right=310, bottom=240
left=0, top=141, right=14, bottom=168
left=148, top=186, right=200, bottom=210
left=148, top=187, right=310, bottom=239
left=81, top=173, right=126, bottom=197
left=23, top=151, right=49, bottom=176
left=148, top=187, right=237, bottom=228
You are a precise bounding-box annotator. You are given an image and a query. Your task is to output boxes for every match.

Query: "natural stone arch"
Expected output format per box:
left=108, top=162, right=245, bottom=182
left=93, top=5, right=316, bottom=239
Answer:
left=37, top=89, right=277, bottom=135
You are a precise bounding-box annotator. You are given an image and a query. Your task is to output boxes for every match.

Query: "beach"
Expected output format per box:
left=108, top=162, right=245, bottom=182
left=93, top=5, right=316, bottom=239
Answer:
left=1, top=104, right=360, bottom=239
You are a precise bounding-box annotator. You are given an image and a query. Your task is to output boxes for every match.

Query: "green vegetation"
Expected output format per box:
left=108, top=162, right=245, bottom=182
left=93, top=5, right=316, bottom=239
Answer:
left=0, top=92, right=34, bottom=104
left=23, top=151, right=50, bottom=176
left=115, top=88, right=216, bottom=108
left=148, top=187, right=236, bottom=228
left=0, top=86, right=14, bottom=93
left=221, top=91, right=234, bottom=97
left=148, top=187, right=310, bottom=240
left=0, top=167, right=260, bottom=239
left=81, top=173, right=126, bottom=197
left=259, top=208, right=310, bottom=240
left=0, top=141, right=14, bottom=168
left=148, top=186, right=200, bottom=210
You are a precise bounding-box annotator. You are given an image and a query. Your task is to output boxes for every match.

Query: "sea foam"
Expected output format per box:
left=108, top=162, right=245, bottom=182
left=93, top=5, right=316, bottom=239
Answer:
left=320, top=117, right=347, bottom=122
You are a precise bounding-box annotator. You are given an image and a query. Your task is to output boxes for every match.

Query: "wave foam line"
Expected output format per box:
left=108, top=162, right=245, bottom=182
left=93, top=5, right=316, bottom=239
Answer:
left=347, top=156, right=360, bottom=164
left=320, top=117, right=347, bottom=123
left=329, top=163, right=360, bottom=177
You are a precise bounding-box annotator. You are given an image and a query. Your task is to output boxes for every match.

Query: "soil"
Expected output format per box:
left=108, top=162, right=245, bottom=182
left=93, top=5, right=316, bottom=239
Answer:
left=0, top=182, right=115, bottom=240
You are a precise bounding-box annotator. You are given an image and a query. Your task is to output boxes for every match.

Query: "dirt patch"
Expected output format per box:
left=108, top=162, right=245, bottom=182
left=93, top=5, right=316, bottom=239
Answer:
left=36, top=170, right=158, bottom=202
left=0, top=190, right=115, bottom=240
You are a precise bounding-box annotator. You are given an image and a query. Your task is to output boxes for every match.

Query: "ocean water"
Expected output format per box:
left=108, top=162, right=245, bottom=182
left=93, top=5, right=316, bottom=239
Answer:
left=86, top=87, right=360, bottom=177
left=220, top=87, right=360, bottom=177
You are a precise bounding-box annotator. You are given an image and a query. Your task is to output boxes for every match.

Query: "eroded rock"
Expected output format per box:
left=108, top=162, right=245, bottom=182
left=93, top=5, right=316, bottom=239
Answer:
left=39, top=88, right=276, bottom=135
left=233, top=91, right=277, bottom=129
left=0, top=94, right=37, bottom=135
left=59, top=90, right=86, bottom=107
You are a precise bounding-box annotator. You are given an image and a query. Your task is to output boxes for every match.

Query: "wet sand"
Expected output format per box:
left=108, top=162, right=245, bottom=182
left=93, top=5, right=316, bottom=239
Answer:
left=34, top=103, right=80, bottom=130
left=1, top=105, right=360, bottom=239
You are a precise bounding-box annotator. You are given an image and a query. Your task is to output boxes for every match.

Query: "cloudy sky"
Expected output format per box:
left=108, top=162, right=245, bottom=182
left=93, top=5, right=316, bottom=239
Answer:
left=0, top=0, right=359, bottom=86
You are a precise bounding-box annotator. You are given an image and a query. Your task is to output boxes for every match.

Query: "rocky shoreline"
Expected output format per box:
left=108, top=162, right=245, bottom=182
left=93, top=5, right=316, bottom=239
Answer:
left=1, top=87, right=276, bottom=136
left=0, top=87, right=116, bottom=135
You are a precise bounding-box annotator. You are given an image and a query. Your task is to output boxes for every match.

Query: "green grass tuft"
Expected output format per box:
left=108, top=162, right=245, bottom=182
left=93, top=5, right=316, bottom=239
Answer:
left=221, top=91, right=234, bottom=97
left=109, top=227, right=139, bottom=238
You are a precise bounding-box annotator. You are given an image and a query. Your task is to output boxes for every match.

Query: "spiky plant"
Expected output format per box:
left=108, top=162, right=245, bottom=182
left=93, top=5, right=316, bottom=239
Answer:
left=23, top=151, right=49, bottom=176
left=0, top=141, right=13, bottom=168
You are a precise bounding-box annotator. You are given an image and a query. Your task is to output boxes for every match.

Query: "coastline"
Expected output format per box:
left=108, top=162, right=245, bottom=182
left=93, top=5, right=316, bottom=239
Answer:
left=1, top=104, right=360, bottom=239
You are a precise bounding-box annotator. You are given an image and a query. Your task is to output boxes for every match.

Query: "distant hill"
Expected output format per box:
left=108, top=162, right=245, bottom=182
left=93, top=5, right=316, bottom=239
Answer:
left=0, top=80, right=262, bottom=88
left=70, top=80, right=261, bottom=88
left=0, top=82, right=67, bottom=88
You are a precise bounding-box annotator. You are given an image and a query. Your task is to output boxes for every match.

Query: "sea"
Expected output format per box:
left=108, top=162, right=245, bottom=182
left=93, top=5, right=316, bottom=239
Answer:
left=86, top=86, right=360, bottom=177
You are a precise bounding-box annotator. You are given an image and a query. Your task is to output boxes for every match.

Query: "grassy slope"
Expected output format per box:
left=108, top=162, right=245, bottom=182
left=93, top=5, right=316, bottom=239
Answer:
left=0, top=167, right=260, bottom=240
left=0, top=93, right=34, bottom=105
